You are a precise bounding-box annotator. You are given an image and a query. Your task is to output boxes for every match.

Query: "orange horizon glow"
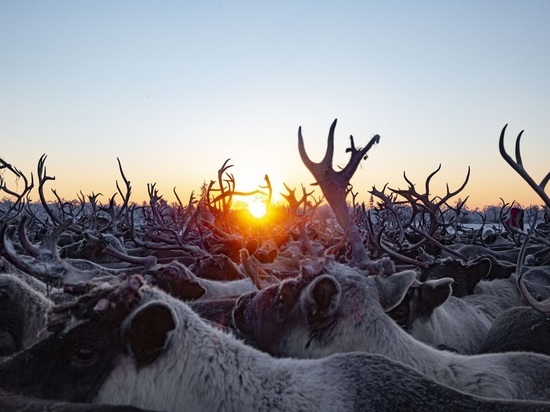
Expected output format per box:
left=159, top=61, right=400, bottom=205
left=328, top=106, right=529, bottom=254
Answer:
left=2, top=169, right=547, bottom=213
left=0, top=148, right=547, bottom=212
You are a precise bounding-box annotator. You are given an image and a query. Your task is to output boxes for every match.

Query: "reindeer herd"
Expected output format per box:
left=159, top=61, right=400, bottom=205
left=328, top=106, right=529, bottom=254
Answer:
left=0, top=121, right=549, bottom=411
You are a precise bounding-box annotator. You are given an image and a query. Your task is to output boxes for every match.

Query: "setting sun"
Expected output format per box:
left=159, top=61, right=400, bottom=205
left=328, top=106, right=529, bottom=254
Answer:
left=247, top=198, right=267, bottom=219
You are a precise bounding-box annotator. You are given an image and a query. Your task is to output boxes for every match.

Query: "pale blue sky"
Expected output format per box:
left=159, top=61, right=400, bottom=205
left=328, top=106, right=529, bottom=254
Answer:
left=1, top=1, right=549, bottom=209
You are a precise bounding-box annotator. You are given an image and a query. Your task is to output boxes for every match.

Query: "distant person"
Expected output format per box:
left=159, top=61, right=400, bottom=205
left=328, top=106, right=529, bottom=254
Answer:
left=536, top=208, right=550, bottom=233
left=505, top=207, right=524, bottom=230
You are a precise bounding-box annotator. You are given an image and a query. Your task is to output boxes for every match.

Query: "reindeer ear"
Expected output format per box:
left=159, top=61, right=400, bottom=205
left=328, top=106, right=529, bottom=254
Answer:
left=466, top=257, right=493, bottom=290
left=301, top=275, right=341, bottom=321
left=417, top=278, right=453, bottom=315
left=375, top=270, right=417, bottom=311
left=126, top=302, right=176, bottom=366
left=180, top=280, right=206, bottom=300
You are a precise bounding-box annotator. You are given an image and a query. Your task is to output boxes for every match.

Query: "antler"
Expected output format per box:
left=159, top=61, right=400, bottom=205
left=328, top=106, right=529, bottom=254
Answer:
left=389, top=165, right=470, bottom=243
left=0, top=217, right=101, bottom=286
left=0, top=157, right=34, bottom=221
left=281, top=183, right=312, bottom=217
left=37, top=154, right=64, bottom=226
left=298, top=119, right=380, bottom=266
left=516, top=223, right=550, bottom=313
left=499, top=124, right=550, bottom=207
left=499, top=124, right=550, bottom=312
left=298, top=119, right=380, bottom=188
left=114, top=157, right=132, bottom=221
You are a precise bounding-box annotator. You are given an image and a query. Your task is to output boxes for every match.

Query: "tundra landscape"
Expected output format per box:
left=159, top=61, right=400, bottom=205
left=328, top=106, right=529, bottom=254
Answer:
left=0, top=121, right=549, bottom=411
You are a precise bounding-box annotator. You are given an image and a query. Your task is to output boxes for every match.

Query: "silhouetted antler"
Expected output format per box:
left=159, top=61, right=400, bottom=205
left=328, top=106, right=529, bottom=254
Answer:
left=390, top=165, right=470, bottom=242
left=0, top=157, right=34, bottom=222
left=499, top=124, right=550, bottom=208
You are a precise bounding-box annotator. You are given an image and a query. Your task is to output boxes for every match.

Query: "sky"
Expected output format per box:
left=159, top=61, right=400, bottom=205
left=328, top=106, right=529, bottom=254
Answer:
left=1, top=1, right=549, bottom=211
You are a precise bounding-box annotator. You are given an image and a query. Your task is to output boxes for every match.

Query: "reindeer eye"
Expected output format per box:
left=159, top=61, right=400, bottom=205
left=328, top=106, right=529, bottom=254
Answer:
left=278, top=283, right=299, bottom=306
left=72, top=345, right=98, bottom=366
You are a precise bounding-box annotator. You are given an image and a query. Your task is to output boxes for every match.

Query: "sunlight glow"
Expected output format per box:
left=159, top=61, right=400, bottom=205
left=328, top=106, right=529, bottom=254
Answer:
left=247, top=198, right=267, bottom=219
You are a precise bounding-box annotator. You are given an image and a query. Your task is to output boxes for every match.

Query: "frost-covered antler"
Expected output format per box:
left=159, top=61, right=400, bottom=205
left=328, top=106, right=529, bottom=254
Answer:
left=0, top=217, right=108, bottom=286
left=499, top=124, right=550, bottom=208
left=298, top=119, right=380, bottom=266
left=516, top=224, right=550, bottom=313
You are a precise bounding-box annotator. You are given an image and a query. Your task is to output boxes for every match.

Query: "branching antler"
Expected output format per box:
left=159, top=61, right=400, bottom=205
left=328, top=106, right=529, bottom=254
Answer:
left=148, top=182, right=165, bottom=226
left=114, top=157, right=132, bottom=222
left=298, top=119, right=380, bottom=266
left=217, top=158, right=234, bottom=216
left=369, top=184, right=406, bottom=245
left=390, top=165, right=470, bottom=241
left=281, top=183, right=312, bottom=217
left=37, top=154, right=64, bottom=226
left=0, top=217, right=102, bottom=286
left=0, top=157, right=34, bottom=221
left=260, top=174, right=273, bottom=207
left=499, top=124, right=550, bottom=208
left=499, top=124, right=550, bottom=311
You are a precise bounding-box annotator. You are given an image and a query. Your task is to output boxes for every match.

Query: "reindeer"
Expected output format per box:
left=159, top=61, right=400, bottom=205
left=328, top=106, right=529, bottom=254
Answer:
left=233, top=260, right=550, bottom=401
left=0, top=276, right=548, bottom=411
left=479, top=305, right=550, bottom=356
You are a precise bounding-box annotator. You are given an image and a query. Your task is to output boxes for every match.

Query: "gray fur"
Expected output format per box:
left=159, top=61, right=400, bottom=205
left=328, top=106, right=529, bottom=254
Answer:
left=394, top=278, right=493, bottom=354
left=233, top=262, right=550, bottom=401
left=1, top=280, right=548, bottom=411
left=0, top=389, right=151, bottom=412
left=443, top=244, right=546, bottom=263
left=479, top=306, right=550, bottom=356
left=474, top=275, right=541, bottom=306
left=149, top=260, right=260, bottom=300
left=395, top=272, right=550, bottom=354
left=0, top=274, right=52, bottom=355
left=468, top=272, right=550, bottom=319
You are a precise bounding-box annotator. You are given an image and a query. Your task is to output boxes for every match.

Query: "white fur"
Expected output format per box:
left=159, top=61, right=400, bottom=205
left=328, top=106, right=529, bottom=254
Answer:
left=93, top=290, right=350, bottom=411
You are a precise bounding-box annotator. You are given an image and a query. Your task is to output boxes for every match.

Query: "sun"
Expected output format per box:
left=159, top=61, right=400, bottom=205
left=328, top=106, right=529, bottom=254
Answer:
left=247, top=198, right=267, bottom=219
